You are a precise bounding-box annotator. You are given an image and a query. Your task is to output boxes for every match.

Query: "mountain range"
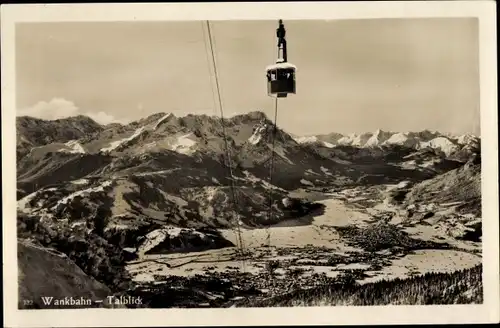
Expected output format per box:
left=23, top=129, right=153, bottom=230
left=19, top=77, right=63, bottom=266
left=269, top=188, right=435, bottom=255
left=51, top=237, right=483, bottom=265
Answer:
left=294, top=129, right=479, bottom=157
left=16, top=110, right=481, bottom=298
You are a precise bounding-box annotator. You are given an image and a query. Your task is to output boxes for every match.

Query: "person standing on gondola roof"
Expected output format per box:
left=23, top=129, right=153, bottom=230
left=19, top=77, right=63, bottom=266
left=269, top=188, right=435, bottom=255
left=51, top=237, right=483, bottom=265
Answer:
left=276, top=19, right=286, bottom=52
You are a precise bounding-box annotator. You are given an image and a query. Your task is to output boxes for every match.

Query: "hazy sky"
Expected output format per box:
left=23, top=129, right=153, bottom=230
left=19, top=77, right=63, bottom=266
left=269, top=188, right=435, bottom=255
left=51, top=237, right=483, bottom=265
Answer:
left=16, top=18, right=480, bottom=135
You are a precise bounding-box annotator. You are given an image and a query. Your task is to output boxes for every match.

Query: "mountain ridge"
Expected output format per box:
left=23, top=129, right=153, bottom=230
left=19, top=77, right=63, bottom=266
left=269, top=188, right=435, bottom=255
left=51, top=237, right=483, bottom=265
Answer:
left=294, top=129, right=480, bottom=158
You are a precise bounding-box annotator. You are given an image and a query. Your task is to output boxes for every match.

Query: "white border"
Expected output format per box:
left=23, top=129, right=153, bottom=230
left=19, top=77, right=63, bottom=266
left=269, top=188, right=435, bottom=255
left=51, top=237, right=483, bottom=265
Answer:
left=2, top=2, right=498, bottom=327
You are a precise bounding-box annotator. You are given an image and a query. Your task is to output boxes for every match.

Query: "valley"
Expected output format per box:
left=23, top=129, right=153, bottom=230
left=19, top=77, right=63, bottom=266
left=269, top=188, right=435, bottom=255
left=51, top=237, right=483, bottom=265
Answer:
left=125, top=186, right=482, bottom=307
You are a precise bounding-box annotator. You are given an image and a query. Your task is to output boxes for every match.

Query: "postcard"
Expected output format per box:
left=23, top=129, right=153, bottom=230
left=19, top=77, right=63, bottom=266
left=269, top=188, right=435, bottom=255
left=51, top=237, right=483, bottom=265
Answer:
left=2, top=1, right=498, bottom=327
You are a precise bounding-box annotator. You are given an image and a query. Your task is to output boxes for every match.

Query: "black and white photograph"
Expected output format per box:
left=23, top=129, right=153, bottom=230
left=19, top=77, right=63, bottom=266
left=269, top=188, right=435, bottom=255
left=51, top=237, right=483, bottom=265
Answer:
left=2, top=2, right=498, bottom=327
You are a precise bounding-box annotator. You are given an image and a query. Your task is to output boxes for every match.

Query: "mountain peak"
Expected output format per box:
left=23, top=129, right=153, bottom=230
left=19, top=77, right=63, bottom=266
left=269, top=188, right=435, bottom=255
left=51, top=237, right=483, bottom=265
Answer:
left=67, top=114, right=95, bottom=120
left=16, top=114, right=105, bottom=159
left=237, top=110, right=268, bottom=121
left=129, top=112, right=176, bottom=128
left=146, top=112, right=173, bottom=120
left=16, top=114, right=100, bottom=125
left=229, top=111, right=270, bottom=126
left=373, top=129, right=391, bottom=136
left=61, top=115, right=103, bottom=127
left=364, top=129, right=393, bottom=147
left=248, top=110, right=268, bottom=119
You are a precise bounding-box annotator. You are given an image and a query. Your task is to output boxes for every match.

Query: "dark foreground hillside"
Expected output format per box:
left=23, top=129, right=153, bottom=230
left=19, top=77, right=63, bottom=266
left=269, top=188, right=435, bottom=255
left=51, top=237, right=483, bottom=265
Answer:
left=18, top=213, right=133, bottom=292
left=18, top=241, right=125, bottom=309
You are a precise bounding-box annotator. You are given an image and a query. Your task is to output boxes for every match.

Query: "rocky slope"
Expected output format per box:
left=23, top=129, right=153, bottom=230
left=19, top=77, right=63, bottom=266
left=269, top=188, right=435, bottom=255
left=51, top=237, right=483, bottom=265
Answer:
left=405, top=154, right=481, bottom=216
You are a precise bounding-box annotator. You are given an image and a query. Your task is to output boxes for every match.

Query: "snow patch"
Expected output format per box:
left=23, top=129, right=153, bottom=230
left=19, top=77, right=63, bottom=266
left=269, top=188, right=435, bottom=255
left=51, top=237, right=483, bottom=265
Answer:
left=170, top=133, right=197, bottom=155
left=320, top=166, right=333, bottom=176
left=71, top=179, right=89, bottom=185
left=300, top=179, right=314, bottom=187
left=332, top=157, right=352, bottom=165
left=440, top=201, right=464, bottom=207
left=205, top=186, right=219, bottom=202
left=248, top=125, right=266, bottom=145
left=143, top=141, right=157, bottom=149
left=105, top=223, right=132, bottom=231
left=135, top=168, right=181, bottom=177
left=266, top=62, right=297, bottom=71
left=242, top=170, right=286, bottom=192
left=101, top=127, right=146, bottom=153
left=294, top=136, right=318, bottom=144
left=306, top=169, right=320, bottom=176
left=52, top=180, right=113, bottom=210
left=421, top=158, right=441, bottom=168
left=396, top=181, right=411, bottom=189
left=17, top=188, right=58, bottom=213
left=140, top=227, right=185, bottom=254
left=154, top=113, right=173, bottom=130
left=70, top=221, right=86, bottom=228
left=60, top=140, right=86, bottom=154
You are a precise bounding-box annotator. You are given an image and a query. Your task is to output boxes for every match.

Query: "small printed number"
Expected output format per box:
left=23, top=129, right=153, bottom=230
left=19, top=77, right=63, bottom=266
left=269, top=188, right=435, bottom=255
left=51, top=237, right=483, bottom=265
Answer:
left=23, top=300, right=33, bottom=306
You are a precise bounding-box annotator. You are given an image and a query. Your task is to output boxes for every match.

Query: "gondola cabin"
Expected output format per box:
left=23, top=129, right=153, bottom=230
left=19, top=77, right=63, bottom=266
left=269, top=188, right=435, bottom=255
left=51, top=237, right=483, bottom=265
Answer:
left=266, top=61, right=296, bottom=98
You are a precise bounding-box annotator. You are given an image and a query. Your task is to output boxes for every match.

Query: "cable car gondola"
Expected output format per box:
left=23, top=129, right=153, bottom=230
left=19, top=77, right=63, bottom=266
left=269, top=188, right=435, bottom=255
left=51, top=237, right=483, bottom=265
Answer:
left=266, top=19, right=296, bottom=98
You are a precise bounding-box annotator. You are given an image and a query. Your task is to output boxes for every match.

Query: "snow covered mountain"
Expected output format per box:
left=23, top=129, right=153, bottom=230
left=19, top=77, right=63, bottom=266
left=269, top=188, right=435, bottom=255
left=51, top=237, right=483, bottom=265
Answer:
left=417, top=136, right=459, bottom=157
left=337, top=132, right=373, bottom=147
left=381, top=132, right=419, bottom=148
left=16, top=110, right=480, bottom=241
left=294, top=129, right=480, bottom=159
left=365, top=129, right=394, bottom=148
left=16, top=111, right=346, bottom=240
left=294, top=132, right=344, bottom=148
left=17, top=112, right=480, bottom=200
left=456, top=133, right=480, bottom=147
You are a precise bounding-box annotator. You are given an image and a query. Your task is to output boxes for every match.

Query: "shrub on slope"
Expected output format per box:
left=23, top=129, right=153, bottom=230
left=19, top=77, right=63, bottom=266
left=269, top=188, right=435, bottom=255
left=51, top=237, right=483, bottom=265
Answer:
left=18, top=213, right=132, bottom=291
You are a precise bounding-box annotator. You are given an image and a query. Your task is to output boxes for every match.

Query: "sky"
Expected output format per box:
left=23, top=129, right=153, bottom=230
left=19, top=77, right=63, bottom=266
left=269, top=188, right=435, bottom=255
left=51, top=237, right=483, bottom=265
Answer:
left=16, top=18, right=480, bottom=136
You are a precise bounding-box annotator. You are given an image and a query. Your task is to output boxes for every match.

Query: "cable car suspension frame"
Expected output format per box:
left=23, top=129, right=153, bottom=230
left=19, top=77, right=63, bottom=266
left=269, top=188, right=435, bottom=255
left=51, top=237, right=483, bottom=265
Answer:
left=204, top=21, right=245, bottom=257
left=203, top=19, right=295, bottom=254
left=265, top=19, right=296, bottom=247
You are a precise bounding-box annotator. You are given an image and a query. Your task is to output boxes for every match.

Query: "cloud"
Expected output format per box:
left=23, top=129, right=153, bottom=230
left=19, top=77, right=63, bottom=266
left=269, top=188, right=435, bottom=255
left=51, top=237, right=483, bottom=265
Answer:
left=85, top=111, right=123, bottom=125
left=17, top=98, right=79, bottom=119
left=17, top=98, right=129, bottom=125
